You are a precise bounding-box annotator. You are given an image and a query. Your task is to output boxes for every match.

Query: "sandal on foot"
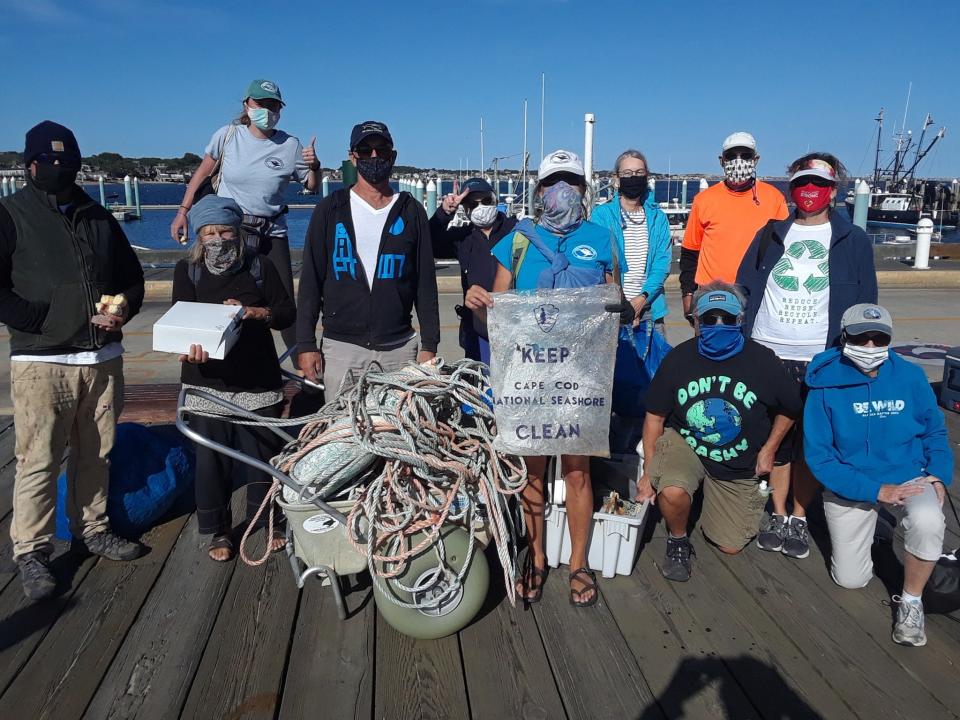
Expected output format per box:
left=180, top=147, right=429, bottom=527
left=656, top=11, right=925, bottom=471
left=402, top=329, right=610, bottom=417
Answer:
left=569, top=567, right=599, bottom=608
left=208, top=534, right=235, bottom=562
left=517, top=555, right=548, bottom=605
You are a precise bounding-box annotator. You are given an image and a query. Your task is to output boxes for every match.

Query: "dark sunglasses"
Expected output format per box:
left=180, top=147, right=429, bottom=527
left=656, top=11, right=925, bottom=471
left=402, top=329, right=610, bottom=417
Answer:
left=464, top=195, right=496, bottom=209
left=353, top=142, right=393, bottom=159
left=845, top=331, right=891, bottom=347
left=791, top=176, right=836, bottom=189
left=540, top=171, right=584, bottom=188
left=700, top=311, right=739, bottom=326
left=722, top=149, right=756, bottom=161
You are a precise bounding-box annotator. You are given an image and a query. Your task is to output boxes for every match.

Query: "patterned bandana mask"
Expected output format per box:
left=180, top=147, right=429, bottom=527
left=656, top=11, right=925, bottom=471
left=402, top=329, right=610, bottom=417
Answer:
left=723, top=157, right=757, bottom=188
left=539, top=181, right=584, bottom=235
left=203, top=237, right=244, bottom=275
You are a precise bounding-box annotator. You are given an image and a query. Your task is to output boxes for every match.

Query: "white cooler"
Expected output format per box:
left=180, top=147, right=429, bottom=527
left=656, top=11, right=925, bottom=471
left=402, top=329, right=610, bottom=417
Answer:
left=543, top=449, right=650, bottom=578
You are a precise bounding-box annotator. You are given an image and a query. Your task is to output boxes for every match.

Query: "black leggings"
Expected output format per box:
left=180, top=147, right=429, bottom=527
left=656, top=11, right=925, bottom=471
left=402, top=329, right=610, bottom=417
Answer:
left=189, top=401, right=285, bottom=536
left=265, top=233, right=298, bottom=354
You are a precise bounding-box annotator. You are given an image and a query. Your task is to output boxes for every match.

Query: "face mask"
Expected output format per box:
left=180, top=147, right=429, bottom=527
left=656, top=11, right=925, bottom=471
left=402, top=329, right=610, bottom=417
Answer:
left=791, top=183, right=833, bottom=213
left=697, top=323, right=745, bottom=361
left=618, top=175, right=649, bottom=201
left=539, top=181, right=584, bottom=235
left=470, top=203, right=498, bottom=227
left=32, top=162, right=77, bottom=194
left=246, top=108, right=280, bottom=131
left=357, top=156, right=393, bottom=185
left=723, top=157, right=756, bottom=189
left=203, top=237, right=243, bottom=275
left=842, top=344, right=888, bottom=372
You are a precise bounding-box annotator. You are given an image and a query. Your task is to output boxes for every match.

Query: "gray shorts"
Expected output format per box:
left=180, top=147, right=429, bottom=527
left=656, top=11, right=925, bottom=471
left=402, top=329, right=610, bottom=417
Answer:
left=824, top=479, right=945, bottom=589
left=322, top=335, right=420, bottom=398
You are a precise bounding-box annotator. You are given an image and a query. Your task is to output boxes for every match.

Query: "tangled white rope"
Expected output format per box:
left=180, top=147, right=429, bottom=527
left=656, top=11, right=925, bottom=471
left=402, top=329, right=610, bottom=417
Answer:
left=220, top=359, right=528, bottom=608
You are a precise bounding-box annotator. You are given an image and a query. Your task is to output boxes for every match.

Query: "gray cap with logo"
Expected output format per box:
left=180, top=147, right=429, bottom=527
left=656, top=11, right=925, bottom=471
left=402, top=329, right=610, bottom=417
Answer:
left=841, top=303, right=893, bottom=337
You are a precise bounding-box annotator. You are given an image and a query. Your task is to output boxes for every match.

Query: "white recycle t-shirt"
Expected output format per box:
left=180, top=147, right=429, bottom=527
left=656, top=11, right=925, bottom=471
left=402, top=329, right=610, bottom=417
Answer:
left=205, top=124, right=310, bottom=235
left=752, top=221, right=832, bottom=362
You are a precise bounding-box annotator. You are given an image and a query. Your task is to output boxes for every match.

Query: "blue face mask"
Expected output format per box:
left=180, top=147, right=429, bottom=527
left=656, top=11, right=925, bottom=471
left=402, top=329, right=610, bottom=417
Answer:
left=697, top=323, right=745, bottom=360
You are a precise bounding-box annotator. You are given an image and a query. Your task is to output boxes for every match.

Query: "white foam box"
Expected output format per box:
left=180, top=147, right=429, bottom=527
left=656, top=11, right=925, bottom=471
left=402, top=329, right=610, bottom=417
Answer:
left=152, top=301, right=243, bottom=360
left=544, top=450, right=649, bottom=578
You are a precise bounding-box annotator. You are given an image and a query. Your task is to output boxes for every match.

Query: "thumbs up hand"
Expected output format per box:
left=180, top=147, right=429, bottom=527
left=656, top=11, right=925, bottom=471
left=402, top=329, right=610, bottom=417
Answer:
left=302, top=136, right=320, bottom=171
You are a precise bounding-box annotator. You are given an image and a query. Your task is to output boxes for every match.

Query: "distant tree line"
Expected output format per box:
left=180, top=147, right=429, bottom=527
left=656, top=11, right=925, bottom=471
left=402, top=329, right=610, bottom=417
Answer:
left=0, top=150, right=202, bottom=178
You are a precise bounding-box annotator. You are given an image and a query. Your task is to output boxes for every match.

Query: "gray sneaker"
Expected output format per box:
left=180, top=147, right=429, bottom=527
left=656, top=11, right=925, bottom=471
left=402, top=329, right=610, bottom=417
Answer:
left=756, top=513, right=787, bottom=552
left=892, top=596, right=927, bottom=647
left=82, top=530, right=141, bottom=561
left=782, top=516, right=810, bottom=559
left=17, top=551, right=56, bottom=601
left=662, top=536, right=695, bottom=582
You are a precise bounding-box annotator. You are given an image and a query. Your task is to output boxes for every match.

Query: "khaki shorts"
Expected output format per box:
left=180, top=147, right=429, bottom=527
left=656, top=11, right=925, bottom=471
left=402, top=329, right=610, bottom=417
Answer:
left=648, top=428, right=766, bottom=551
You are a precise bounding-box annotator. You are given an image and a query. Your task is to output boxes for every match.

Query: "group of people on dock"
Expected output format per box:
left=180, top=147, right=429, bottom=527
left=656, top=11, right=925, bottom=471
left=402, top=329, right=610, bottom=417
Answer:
left=0, top=77, right=953, bottom=649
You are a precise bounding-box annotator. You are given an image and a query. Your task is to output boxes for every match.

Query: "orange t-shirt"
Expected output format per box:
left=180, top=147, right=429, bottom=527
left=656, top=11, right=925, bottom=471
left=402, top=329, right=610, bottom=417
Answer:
left=681, top=180, right=789, bottom=285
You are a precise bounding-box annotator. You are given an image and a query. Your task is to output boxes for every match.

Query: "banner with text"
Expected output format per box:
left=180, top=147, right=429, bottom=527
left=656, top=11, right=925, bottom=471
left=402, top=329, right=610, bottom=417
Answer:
left=488, top=284, right=620, bottom=457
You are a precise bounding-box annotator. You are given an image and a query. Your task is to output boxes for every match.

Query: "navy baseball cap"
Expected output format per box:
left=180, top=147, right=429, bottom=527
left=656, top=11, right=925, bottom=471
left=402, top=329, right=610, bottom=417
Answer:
left=460, top=177, right=494, bottom=196
left=350, top=120, right=393, bottom=149
left=696, top=289, right=743, bottom=318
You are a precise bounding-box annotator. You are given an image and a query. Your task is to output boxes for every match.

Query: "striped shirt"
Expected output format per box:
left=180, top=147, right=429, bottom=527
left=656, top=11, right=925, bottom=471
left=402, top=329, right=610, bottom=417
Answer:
left=621, top=207, right=649, bottom=297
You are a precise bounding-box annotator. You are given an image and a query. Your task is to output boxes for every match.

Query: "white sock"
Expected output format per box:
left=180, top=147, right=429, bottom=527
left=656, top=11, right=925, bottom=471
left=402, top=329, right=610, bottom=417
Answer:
left=901, top=590, right=923, bottom=605
left=668, top=533, right=687, bottom=540
left=789, top=514, right=806, bottom=523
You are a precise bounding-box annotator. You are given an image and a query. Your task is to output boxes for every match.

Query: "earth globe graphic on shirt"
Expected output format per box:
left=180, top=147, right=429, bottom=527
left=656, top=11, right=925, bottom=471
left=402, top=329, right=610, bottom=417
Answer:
left=685, top=398, right=742, bottom=446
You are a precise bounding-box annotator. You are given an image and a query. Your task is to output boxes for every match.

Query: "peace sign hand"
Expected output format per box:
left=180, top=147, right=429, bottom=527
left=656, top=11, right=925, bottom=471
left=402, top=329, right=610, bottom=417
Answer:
left=302, top=136, right=320, bottom=171
left=441, top=189, right=469, bottom=214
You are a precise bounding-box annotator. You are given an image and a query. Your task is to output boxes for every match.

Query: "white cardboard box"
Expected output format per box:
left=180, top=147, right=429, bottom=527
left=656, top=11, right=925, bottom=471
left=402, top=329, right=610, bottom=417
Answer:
left=152, top=301, right=243, bottom=360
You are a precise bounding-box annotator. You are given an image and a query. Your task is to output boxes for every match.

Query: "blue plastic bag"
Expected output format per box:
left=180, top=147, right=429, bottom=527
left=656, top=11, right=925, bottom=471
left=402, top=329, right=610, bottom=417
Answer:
left=612, top=321, right=672, bottom=418
left=55, top=423, right=195, bottom=540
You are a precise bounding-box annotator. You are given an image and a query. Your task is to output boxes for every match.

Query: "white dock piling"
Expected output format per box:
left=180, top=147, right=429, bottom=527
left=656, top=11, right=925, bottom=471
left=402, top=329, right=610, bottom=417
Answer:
left=426, top=179, right=437, bottom=215
left=321, top=175, right=330, bottom=198
left=583, top=113, right=595, bottom=187
left=1, top=178, right=8, bottom=197
left=123, top=175, right=133, bottom=207
left=527, top=178, right=536, bottom=216
left=915, top=218, right=933, bottom=269
left=681, top=179, right=688, bottom=207
left=415, top=178, right=425, bottom=204
left=133, top=176, right=141, bottom=217
left=507, top=177, right=514, bottom=196
left=98, top=175, right=106, bottom=206
left=853, top=179, right=870, bottom=230
left=699, top=177, right=708, bottom=192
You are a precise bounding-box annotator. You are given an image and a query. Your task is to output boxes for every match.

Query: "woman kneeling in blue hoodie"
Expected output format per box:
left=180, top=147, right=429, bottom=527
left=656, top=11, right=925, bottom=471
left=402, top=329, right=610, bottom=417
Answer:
left=804, top=303, right=953, bottom=647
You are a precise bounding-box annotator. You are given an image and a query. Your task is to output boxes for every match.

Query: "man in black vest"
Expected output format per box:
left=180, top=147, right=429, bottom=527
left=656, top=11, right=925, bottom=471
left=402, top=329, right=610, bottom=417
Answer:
left=0, top=121, right=145, bottom=601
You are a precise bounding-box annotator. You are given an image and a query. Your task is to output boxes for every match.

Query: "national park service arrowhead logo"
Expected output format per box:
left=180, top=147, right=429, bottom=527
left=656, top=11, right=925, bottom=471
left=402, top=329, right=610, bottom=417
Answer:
left=534, top=304, right=559, bottom=333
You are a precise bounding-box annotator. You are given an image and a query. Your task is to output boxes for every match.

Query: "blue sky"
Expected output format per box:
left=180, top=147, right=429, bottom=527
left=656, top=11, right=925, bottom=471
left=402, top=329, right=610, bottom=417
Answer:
left=1, top=0, right=958, bottom=177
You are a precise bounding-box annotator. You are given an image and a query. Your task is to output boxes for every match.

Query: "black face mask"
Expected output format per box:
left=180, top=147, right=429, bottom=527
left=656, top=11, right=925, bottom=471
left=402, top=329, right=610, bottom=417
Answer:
left=32, top=162, right=77, bottom=194
left=356, top=157, right=393, bottom=185
left=619, top=175, right=649, bottom=200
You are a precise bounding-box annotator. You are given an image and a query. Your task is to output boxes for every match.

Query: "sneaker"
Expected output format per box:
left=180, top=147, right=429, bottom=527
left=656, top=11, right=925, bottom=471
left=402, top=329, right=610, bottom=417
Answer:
left=756, top=513, right=787, bottom=552
left=782, top=516, right=810, bottom=559
left=892, top=596, right=927, bottom=647
left=82, top=530, right=141, bottom=561
left=661, top=536, right=695, bottom=582
left=17, top=551, right=56, bottom=601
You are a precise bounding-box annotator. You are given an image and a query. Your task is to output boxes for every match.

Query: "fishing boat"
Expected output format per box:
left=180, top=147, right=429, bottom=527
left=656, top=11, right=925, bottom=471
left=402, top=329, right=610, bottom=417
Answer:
left=844, top=109, right=960, bottom=228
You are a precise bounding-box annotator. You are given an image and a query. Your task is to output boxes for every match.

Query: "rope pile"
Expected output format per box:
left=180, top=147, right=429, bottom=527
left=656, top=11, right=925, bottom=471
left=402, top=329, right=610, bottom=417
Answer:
left=239, top=359, right=528, bottom=608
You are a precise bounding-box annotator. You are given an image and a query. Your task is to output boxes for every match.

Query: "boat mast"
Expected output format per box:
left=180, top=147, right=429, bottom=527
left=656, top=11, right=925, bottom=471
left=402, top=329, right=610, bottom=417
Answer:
left=522, top=98, right=529, bottom=214
left=873, top=109, right=884, bottom=188
left=540, top=72, right=545, bottom=163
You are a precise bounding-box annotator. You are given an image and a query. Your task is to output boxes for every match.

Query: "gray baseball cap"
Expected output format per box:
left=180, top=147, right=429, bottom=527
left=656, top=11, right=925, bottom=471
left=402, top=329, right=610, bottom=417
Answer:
left=841, top=303, right=893, bottom=336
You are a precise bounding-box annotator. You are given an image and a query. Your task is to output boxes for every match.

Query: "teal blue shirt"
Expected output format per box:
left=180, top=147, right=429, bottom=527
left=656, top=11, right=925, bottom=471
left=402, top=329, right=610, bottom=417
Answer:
left=491, top=220, right=614, bottom=291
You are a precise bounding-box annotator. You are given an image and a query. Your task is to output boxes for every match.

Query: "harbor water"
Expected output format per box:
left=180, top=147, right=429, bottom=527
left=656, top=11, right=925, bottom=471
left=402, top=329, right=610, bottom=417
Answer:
left=80, top=179, right=959, bottom=250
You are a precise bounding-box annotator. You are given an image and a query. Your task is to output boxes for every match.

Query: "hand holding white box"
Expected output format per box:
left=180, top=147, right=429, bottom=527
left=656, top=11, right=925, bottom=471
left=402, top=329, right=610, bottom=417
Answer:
left=152, top=301, right=244, bottom=360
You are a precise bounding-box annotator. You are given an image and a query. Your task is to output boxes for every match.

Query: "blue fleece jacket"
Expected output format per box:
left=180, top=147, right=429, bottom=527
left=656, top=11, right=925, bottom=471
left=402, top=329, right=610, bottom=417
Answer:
left=737, top=210, right=877, bottom=349
left=803, top=347, right=954, bottom=502
left=590, top=193, right=672, bottom=321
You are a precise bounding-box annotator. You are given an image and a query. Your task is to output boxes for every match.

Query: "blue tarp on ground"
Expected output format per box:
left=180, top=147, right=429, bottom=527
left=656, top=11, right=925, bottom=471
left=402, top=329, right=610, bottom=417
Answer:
left=55, top=423, right=194, bottom=540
